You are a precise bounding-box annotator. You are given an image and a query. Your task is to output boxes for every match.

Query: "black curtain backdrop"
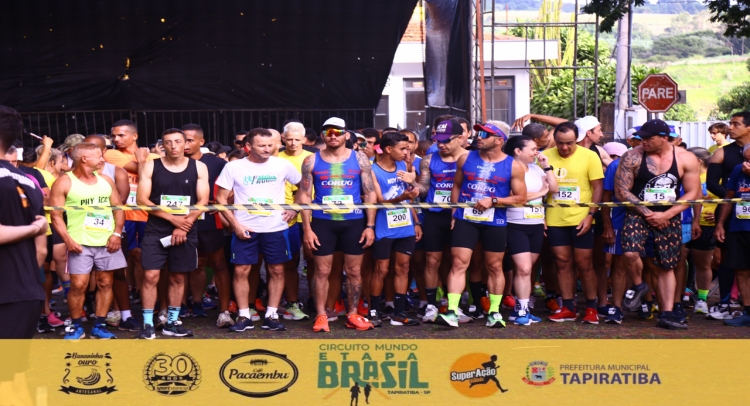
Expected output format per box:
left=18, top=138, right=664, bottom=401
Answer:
left=0, top=1, right=417, bottom=113
left=424, top=0, right=471, bottom=128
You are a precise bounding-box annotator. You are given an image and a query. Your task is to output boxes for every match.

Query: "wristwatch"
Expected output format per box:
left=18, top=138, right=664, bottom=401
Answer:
left=543, top=165, right=554, bottom=172
left=112, top=232, right=123, bottom=238
left=366, top=225, right=375, bottom=230
left=491, top=197, right=498, bottom=205
left=414, top=222, right=422, bottom=226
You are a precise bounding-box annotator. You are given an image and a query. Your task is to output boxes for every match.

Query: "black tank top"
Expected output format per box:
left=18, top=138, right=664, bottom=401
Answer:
left=720, top=142, right=744, bottom=185
left=146, top=159, right=199, bottom=235
left=590, top=143, right=603, bottom=164
left=630, top=146, right=681, bottom=212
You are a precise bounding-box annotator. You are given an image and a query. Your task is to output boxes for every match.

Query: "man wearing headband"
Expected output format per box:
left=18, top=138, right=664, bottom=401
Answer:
left=436, top=121, right=527, bottom=328
left=615, top=119, right=701, bottom=330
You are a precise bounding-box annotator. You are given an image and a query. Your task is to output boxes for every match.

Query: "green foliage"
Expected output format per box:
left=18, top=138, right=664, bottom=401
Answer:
left=636, top=30, right=734, bottom=60
left=705, top=0, right=750, bottom=38
left=664, top=104, right=698, bottom=122
left=714, top=82, right=750, bottom=118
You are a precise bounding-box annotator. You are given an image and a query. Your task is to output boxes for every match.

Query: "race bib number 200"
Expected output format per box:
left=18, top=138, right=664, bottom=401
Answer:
left=386, top=208, right=412, bottom=228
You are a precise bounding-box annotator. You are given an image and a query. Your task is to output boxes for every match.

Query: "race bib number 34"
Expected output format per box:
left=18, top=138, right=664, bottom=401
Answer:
left=84, top=212, right=112, bottom=232
left=160, top=195, right=190, bottom=215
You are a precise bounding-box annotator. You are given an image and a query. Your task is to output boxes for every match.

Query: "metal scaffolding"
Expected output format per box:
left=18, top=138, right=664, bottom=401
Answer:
left=471, top=0, right=600, bottom=125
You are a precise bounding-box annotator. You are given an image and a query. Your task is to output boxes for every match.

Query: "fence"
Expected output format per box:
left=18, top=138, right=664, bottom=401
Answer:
left=19, top=109, right=375, bottom=148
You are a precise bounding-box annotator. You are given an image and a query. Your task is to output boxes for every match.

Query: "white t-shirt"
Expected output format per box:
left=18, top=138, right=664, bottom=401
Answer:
left=215, top=156, right=302, bottom=233
left=507, top=163, right=546, bottom=225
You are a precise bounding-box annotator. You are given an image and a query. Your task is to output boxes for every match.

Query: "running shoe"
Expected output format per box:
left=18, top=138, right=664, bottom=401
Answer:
left=467, top=305, right=484, bottom=320
left=682, top=288, right=695, bottom=308
left=262, top=314, right=286, bottom=331
left=155, top=309, right=168, bottom=330
left=105, top=310, right=121, bottom=327
left=369, top=309, right=382, bottom=327
left=313, top=315, right=330, bottom=333
left=381, top=304, right=395, bottom=321
left=512, top=310, right=532, bottom=326
left=508, top=305, right=522, bottom=321
left=456, top=307, right=473, bottom=323
left=694, top=299, right=709, bottom=314
left=502, top=296, right=516, bottom=310
left=357, top=299, right=368, bottom=317
left=436, top=310, right=459, bottom=328
left=228, top=300, right=238, bottom=313
left=390, top=312, right=420, bottom=326
left=283, top=302, right=309, bottom=320
left=118, top=317, right=140, bottom=331
left=729, top=299, right=742, bottom=309
left=548, top=307, right=577, bottom=322
left=162, top=320, right=193, bottom=337
left=63, top=325, right=85, bottom=341
left=37, top=316, right=55, bottom=333
left=598, top=304, right=613, bottom=317
left=724, top=312, right=750, bottom=327
left=217, top=311, right=234, bottom=328
left=248, top=308, right=261, bottom=322
left=486, top=312, right=506, bottom=328
left=229, top=316, right=254, bottom=332
left=527, top=312, right=542, bottom=323
left=201, top=295, right=217, bottom=310
left=604, top=306, right=623, bottom=324
left=657, top=313, right=688, bottom=330
left=206, top=285, right=219, bottom=299
left=345, top=314, right=374, bottom=331
left=637, top=303, right=654, bottom=320
left=52, top=286, right=63, bottom=294
left=255, top=298, right=266, bottom=312
left=130, top=288, right=141, bottom=304
left=582, top=308, right=599, bottom=324
left=673, top=303, right=688, bottom=323
left=421, top=305, right=439, bottom=323
left=623, top=283, right=649, bottom=312
left=480, top=296, right=490, bottom=314
left=192, top=302, right=207, bottom=318
left=47, top=313, right=64, bottom=327
left=137, top=324, right=155, bottom=340
left=179, top=304, right=191, bottom=318
left=325, top=308, right=340, bottom=322
left=707, top=305, right=734, bottom=320
left=533, top=283, right=545, bottom=297
left=91, top=324, right=117, bottom=339
left=545, top=297, right=561, bottom=313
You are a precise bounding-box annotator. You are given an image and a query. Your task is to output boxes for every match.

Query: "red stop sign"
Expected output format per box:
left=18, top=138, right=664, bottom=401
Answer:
left=638, top=74, right=679, bottom=113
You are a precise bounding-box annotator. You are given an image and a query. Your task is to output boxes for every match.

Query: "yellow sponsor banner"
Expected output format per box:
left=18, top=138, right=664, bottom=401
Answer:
left=1, top=339, right=747, bottom=405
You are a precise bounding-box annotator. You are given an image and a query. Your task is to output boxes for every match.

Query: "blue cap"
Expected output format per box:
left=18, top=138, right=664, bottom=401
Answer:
left=473, top=122, right=508, bottom=141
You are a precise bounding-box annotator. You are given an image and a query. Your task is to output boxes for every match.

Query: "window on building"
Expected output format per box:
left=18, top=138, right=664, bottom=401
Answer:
left=404, top=79, right=426, bottom=130
left=484, top=77, right=514, bottom=124
left=374, top=95, right=389, bottom=130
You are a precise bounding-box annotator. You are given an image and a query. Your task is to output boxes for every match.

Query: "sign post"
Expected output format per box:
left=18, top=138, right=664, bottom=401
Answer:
left=637, top=74, right=679, bottom=113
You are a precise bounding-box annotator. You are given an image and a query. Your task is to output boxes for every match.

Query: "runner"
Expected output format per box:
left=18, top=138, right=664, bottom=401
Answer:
left=687, top=147, right=717, bottom=315
left=615, top=119, right=701, bottom=330
left=181, top=124, right=233, bottom=327
left=415, top=119, right=468, bottom=323
left=136, top=128, right=210, bottom=339
left=503, top=135, right=558, bottom=326
left=216, top=128, right=301, bottom=333
left=436, top=121, right=527, bottom=328
left=49, top=142, right=126, bottom=340
left=706, top=112, right=750, bottom=320
left=602, top=146, right=628, bottom=323
left=626, top=128, right=642, bottom=148
left=84, top=134, right=139, bottom=331
left=368, top=132, right=421, bottom=327
left=715, top=139, right=750, bottom=327
left=0, top=106, right=48, bottom=340
left=521, top=123, right=554, bottom=152
left=277, top=122, right=313, bottom=321
left=707, top=123, right=730, bottom=154
left=543, top=122, right=603, bottom=324
left=297, top=117, right=376, bottom=332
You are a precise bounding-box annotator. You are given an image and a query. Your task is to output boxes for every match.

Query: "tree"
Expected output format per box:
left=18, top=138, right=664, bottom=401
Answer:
left=665, top=104, right=698, bottom=122
left=712, top=59, right=750, bottom=119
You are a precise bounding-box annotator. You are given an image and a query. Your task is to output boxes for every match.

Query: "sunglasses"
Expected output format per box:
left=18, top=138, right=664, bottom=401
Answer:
left=476, top=130, right=498, bottom=139
left=323, top=128, right=346, bottom=138
left=358, top=141, right=368, bottom=148
left=436, top=136, right=457, bottom=144
left=234, top=139, right=244, bottom=145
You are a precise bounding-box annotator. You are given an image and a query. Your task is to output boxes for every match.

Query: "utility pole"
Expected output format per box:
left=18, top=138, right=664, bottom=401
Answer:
left=614, top=7, right=630, bottom=141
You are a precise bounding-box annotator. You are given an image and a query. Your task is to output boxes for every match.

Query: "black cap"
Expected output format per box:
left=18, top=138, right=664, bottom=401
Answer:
left=634, top=119, right=671, bottom=138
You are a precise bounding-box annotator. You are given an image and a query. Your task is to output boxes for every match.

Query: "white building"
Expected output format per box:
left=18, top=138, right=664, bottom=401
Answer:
left=376, top=19, right=559, bottom=130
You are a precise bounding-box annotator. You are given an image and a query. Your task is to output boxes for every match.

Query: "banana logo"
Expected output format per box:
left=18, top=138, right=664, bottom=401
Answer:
left=76, top=369, right=101, bottom=386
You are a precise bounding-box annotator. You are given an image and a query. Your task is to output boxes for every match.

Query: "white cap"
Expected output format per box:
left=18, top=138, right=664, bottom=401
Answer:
left=626, top=128, right=638, bottom=139
left=354, top=132, right=366, bottom=141
left=322, top=117, right=346, bottom=129
left=574, top=116, right=601, bottom=142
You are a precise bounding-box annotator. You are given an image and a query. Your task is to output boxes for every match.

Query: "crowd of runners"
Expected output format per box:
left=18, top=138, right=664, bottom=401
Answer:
left=1, top=104, right=750, bottom=340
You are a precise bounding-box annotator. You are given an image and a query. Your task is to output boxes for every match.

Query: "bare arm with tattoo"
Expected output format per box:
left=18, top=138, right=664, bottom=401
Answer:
left=356, top=151, right=376, bottom=248
left=297, top=154, right=320, bottom=250
left=416, top=153, right=432, bottom=197
left=614, top=148, right=652, bottom=216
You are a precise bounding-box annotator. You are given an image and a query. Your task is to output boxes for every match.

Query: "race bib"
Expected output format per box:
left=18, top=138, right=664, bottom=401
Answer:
left=127, top=184, right=137, bottom=205
left=160, top=195, right=190, bottom=215
left=523, top=199, right=544, bottom=219
left=463, top=205, right=495, bottom=222
left=644, top=188, right=676, bottom=202
left=553, top=186, right=580, bottom=204
left=248, top=197, right=273, bottom=217
left=386, top=208, right=412, bottom=228
left=323, top=195, right=353, bottom=214
left=736, top=202, right=750, bottom=220
left=84, top=212, right=112, bottom=232
left=433, top=190, right=451, bottom=203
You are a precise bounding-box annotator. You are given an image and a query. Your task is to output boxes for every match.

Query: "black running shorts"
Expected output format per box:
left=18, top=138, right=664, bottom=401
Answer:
left=141, top=233, right=199, bottom=273
left=450, top=219, right=507, bottom=253
left=506, top=222, right=545, bottom=255
left=422, top=211, right=453, bottom=252
left=372, top=236, right=416, bottom=260
left=310, top=218, right=366, bottom=257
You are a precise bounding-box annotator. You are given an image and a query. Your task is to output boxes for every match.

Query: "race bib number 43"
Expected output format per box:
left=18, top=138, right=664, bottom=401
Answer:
left=160, top=195, right=190, bottom=215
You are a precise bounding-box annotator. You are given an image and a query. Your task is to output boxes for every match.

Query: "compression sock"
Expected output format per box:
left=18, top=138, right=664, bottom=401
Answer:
left=167, top=306, right=180, bottom=324
left=62, top=280, right=71, bottom=298
left=447, top=293, right=461, bottom=312
left=469, top=281, right=485, bottom=306
left=489, top=294, right=503, bottom=314
left=394, top=293, right=406, bottom=314
left=718, top=264, right=734, bottom=305
left=142, top=309, right=154, bottom=327
left=562, top=299, right=576, bottom=312
left=425, top=288, right=438, bottom=306
left=697, top=289, right=709, bottom=301
left=369, top=295, right=382, bottom=314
